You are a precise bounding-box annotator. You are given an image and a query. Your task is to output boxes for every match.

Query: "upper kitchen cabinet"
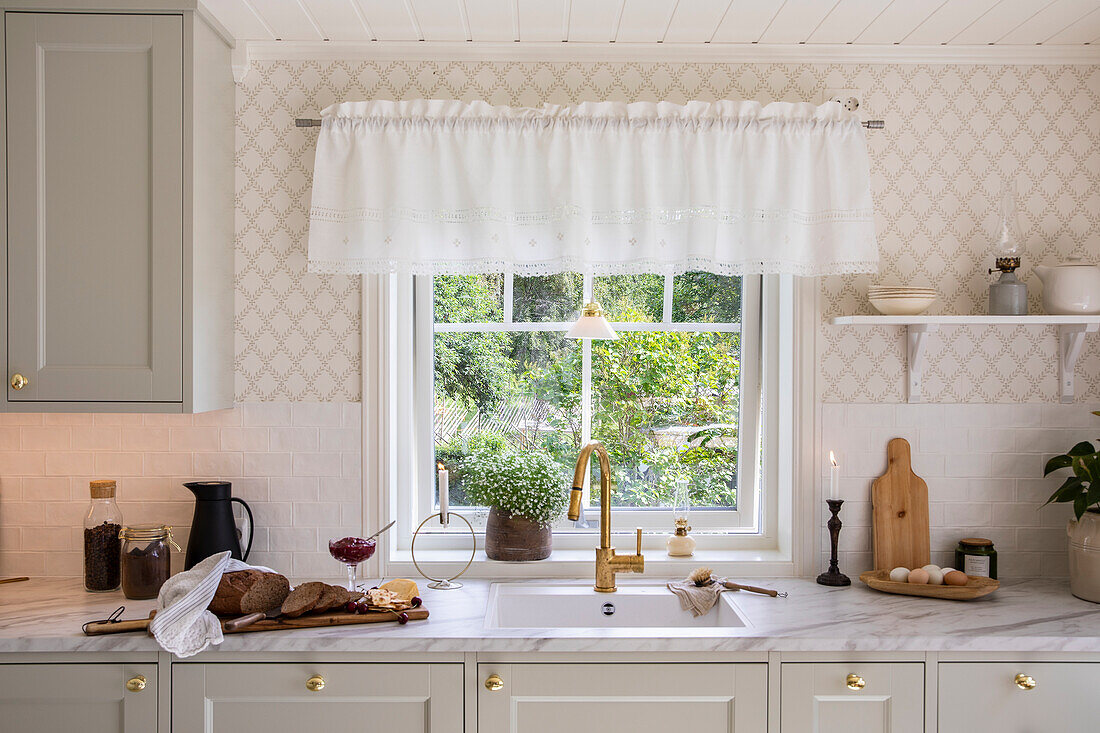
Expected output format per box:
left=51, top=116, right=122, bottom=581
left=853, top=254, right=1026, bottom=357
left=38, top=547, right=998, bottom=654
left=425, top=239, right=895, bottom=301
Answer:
left=1, top=7, right=234, bottom=412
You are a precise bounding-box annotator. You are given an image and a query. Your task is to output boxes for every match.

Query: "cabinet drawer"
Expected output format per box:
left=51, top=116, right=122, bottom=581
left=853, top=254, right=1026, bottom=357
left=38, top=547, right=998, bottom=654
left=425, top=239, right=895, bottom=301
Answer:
left=781, top=662, right=923, bottom=733
left=172, top=662, right=462, bottom=733
left=477, top=662, right=768, bottom=733
left=939, top=662, right=1100, bottom=732
left=0, top=663, right=157, bottom=733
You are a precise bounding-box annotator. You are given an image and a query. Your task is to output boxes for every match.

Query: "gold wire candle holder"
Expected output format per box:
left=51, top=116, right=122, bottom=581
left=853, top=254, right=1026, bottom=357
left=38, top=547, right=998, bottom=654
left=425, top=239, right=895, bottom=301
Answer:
left=410, top=511, right=476, bottom=590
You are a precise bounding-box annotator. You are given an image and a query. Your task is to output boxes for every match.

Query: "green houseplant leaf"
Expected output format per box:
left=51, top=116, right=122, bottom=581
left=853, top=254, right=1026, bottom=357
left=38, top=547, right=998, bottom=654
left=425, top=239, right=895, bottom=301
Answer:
left=1044, top=415, right=1100, bottom=520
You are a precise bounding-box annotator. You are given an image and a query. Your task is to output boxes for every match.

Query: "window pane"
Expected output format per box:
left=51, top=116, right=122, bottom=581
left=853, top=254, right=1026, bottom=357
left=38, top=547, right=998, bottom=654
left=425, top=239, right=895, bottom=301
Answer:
left=590, top=331, right=741, bottom=510
left=673, top=273, right=742, bottom=323
left=592, top=274, right=664, bottom=322
left=513, top=273, right=583, bottom=322
left=434, top=332, right=580, bottom=509
left=433, top=274, right=503, bottom=324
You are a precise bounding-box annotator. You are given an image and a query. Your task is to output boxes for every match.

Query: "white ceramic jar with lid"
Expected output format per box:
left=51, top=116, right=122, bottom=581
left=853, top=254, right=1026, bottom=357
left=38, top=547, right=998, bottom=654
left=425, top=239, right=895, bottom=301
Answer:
left=1033, top=256, right=1100, bottom=315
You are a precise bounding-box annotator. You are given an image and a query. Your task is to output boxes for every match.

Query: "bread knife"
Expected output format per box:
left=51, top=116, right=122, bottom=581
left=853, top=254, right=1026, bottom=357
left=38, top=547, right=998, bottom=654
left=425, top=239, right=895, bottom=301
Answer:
left=223, top=605, right=283, bottom=631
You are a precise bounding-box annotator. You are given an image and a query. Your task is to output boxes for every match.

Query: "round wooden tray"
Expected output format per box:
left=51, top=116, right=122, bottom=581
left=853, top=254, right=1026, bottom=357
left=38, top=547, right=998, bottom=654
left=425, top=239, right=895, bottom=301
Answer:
left=859, top=569, right=999, bottom=600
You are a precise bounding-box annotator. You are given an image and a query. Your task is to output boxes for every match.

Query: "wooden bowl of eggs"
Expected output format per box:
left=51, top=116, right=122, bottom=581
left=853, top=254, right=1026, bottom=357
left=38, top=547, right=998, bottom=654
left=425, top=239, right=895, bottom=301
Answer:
left=859, top=564, right=999, bottom=600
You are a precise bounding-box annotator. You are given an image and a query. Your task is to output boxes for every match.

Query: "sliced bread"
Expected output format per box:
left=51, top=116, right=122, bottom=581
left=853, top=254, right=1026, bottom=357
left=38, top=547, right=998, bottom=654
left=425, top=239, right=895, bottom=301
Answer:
left=280, top=581, right=326, bottom=618
left=208, top=570, right=291, bottom=616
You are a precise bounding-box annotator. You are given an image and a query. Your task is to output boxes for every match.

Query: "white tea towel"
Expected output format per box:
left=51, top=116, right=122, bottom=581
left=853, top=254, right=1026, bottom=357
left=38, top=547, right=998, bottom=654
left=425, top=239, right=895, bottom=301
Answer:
left=667, top=579, right=725, bottom=617
left=149, top=552, right=278, bottom=657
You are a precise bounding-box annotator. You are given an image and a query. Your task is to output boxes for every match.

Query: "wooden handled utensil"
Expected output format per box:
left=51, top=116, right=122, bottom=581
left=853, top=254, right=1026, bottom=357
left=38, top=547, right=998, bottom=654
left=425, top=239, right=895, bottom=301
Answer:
left=224, top=606, right=282, bottom=631
left=718, top=580, right=788, bottom=598
left=83, top=610, right=156, bottom=635
left=0, top=576, right=29, bottom=585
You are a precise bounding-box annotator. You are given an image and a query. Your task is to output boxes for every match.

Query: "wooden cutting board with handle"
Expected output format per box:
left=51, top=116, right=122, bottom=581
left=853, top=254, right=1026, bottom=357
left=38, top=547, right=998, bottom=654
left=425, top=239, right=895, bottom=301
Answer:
left=872, top=438, right=931, bottom=571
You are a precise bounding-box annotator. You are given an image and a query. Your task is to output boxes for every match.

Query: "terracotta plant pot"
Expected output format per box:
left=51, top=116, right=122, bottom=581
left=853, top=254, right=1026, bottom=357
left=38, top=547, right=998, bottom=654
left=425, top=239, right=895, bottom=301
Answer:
left=1068, top=508, right=1100, bottom=603
left=485, top=506, right=552, bottom=561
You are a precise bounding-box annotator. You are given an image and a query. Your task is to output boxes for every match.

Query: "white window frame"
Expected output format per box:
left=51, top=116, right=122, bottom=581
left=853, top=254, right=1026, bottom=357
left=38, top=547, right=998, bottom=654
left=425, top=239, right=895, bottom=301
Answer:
left=366, top=273, right=813, bottom=578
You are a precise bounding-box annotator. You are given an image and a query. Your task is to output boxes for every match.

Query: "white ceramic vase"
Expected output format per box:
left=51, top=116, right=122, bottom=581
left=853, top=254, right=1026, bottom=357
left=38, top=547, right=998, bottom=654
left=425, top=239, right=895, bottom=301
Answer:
left=1068, top=509, right=1100, bottom=603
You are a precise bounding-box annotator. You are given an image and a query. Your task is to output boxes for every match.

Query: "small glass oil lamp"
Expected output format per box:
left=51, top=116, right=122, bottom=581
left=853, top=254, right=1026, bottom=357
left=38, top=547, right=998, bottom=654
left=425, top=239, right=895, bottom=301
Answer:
left=666, top=478, right=696, bottom=557
left=988, top=178, right=1028, bottom=315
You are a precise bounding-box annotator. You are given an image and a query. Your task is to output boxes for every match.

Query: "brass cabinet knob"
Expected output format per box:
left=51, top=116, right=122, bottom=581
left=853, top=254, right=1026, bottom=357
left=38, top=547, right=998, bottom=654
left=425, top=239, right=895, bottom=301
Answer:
left=846, top=673, right=866, bottom=691
left=126, top=675, right=147, bottom=692
left=9, top=374, right=28, bottom=390
left=1014, top=673, right=1037, bottom=690
left=484, top=674, right=504, bottom=691
left=306, top=675, right=325, bottom=692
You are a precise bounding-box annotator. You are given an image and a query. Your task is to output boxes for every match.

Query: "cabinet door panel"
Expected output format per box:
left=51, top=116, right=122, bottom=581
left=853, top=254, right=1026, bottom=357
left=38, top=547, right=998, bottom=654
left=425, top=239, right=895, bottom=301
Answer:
left=6, top=12, right=183, bottom=403
left=172, top=662, right=463, bottom=733
left=0, top=663, right=157, bottom=733
left=939, top=662, right=1100, bottom=732
left=477, top=663, right=768, bottom=733
left=781, top=662, right=923, bottom=733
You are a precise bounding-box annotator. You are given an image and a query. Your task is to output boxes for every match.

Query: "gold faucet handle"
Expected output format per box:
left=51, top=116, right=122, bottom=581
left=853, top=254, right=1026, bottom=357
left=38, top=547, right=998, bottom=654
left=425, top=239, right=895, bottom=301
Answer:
left=635, top=527, right=642, bottom=555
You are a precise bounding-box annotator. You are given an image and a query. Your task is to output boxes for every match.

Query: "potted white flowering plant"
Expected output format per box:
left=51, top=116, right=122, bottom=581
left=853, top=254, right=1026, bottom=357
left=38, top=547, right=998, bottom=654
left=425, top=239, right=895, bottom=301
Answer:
left=462, top=449, right=568, bottom=561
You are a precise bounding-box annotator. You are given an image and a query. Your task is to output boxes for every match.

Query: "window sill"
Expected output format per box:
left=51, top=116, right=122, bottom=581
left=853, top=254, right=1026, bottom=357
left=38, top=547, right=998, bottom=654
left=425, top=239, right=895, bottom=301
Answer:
left=386, top=547, right=796, bottom=579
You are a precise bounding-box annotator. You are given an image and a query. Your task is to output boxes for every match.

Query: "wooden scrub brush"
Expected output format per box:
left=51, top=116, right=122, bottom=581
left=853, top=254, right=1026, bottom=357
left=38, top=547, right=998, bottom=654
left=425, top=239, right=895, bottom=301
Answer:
left=688, top=567, right=787, bottom=598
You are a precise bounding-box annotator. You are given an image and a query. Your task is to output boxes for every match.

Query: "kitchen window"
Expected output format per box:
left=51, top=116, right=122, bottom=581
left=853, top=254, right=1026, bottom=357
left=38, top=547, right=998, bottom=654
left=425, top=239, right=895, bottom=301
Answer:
left=376, top=272, right=798, bottom=559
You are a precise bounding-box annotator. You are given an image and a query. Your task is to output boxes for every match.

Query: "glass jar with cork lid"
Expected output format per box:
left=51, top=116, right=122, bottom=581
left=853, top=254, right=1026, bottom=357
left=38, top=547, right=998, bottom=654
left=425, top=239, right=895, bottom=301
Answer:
left=83, top=480, right=122, bottom=592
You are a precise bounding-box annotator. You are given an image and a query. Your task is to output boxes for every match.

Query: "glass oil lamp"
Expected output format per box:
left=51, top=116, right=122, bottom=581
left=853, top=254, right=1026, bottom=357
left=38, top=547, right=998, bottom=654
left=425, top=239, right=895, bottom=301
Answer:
left=666, top=478, right=696, bottom=557
left=988, top=178, right=1028, bottom=315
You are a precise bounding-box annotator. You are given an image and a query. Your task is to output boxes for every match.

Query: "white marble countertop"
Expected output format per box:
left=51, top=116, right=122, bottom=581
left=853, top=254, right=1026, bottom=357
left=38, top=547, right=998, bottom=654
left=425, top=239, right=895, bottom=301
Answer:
left=1, top=576, right=1098, bottom=655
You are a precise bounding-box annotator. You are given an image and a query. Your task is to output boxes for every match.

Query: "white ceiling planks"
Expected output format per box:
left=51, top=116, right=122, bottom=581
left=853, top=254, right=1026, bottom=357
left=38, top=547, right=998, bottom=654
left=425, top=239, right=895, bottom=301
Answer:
left=711, top=0, right=783, bottom=43
left=566, top=0, right=623, bottom=42
left=998, top=0, right=1098, bottom=43
left=662, top=0, right=729, bottom=42
left=948, top=0, right=1053, bottom=45
left=1046, top=4, right=1100, bottom=42
left=307, top=0, right=375, bottom=41
left=899, top=0, right=1000, bottom=45
left=200, top=0, right=1100, bottom=51
left=245, top=0, right=321, bottom=40
left=516, top=0, right=567, bottom=42
left=855, top=0, right=952, bottom=44
left=757, top=0, right=843, bottom=44
left=803, top=0, right=893, bottom=44
left=615, top=0, right=678, bottom=42
left=405, top=0, right=466, bottom=42
left=462, top=0, right=516, bottom=41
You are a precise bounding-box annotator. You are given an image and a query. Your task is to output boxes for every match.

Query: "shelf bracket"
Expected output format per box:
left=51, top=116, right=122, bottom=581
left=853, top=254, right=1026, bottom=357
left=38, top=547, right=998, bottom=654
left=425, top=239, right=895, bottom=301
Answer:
left=906, top=324, right=939, bottom=404
left=1058, top=323, right=1099, bottom=403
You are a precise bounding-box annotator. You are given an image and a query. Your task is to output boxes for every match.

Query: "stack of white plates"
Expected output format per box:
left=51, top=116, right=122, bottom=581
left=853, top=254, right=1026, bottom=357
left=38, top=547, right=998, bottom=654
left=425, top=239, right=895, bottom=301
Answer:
left=867, top=287, right=937, bottom=316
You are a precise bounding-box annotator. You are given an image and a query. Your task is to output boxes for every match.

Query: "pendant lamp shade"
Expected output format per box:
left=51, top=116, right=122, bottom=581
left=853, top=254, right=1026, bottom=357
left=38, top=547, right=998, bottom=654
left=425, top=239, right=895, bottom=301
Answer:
left=566, top=303, right=618, bottom=340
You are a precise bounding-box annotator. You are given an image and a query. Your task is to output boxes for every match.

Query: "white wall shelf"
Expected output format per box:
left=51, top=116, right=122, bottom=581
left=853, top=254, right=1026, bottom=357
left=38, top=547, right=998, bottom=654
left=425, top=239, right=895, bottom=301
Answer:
left=829, top=315, right=1100, bottom=404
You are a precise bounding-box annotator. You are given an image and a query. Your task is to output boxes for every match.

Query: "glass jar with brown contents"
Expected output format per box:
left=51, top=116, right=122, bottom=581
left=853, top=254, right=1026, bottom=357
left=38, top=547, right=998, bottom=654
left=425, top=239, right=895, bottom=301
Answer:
left=119, top=524, right=181, bottom=599
left=83, top=480, right=123, bottom=592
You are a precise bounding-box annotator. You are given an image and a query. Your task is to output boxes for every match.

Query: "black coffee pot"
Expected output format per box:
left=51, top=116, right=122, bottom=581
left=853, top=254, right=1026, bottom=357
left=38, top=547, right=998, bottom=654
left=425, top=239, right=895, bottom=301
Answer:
left=183, top=481, right=254, bottom=570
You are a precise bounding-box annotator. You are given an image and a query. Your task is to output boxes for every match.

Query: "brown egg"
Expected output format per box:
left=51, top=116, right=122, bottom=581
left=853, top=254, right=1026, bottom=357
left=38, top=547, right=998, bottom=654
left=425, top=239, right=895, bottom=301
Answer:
left=907, top=568, right=930, bottom=584
left=944, top=570, right=968, bottom=586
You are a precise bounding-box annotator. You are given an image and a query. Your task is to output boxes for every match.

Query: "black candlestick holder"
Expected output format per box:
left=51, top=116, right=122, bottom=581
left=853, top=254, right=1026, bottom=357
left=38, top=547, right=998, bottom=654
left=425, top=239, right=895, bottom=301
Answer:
left=817, top=498, right=851, bottom=587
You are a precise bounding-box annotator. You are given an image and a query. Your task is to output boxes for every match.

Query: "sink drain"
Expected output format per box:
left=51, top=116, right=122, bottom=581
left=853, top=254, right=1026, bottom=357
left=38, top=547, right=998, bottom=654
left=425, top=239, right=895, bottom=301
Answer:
left=601, top=603, right=615, bottom=616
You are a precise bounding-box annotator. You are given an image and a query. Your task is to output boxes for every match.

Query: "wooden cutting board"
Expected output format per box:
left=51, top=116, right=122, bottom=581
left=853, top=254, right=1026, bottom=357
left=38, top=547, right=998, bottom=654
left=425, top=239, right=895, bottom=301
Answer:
left=84, top=607, right=429, bottom=635
left=871, top=438, right=930, bottom=571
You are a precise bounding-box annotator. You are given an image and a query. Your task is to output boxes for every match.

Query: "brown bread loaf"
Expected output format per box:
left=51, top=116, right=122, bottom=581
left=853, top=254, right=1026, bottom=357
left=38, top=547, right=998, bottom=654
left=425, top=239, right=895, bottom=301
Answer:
left=208, top=570, right=290, bottom=615
left=311, top=583, right=345, bottom=614
left=280, top=581, right=326, bottom=618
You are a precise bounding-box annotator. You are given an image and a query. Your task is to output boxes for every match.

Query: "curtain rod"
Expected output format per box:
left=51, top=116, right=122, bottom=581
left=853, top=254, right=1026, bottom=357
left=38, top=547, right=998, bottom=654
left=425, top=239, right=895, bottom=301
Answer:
left=294, top=118, right=885, bottom=129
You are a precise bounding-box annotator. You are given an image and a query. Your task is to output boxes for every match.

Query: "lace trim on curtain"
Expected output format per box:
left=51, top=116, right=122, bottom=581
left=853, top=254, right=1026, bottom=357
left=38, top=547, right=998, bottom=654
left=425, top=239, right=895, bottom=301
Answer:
left=307, top=257, right=880, bottom=278
left=309, top=205, right=875, bottom=226
left=324, top=116, right=863, bottom=133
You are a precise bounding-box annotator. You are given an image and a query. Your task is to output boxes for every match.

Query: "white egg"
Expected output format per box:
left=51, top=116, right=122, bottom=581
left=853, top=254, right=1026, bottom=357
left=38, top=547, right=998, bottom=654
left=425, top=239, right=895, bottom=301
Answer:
left=926, top=568, right=944, bottom=585
left=940, top=567, right=957, bottom=574
left=921, top=564, right=941, bottom=573
left=889, top=567, right=910, bottom=582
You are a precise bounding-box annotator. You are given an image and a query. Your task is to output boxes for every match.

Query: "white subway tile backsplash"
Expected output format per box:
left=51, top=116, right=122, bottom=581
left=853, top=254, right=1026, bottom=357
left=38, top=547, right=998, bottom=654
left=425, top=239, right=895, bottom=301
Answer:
left=822, top=401, right=1099, bottom=579
left=0, top=403, right=363, bottom=578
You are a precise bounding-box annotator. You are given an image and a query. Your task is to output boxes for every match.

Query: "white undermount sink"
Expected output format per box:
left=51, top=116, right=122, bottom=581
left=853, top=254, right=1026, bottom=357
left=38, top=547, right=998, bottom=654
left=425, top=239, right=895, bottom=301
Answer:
left=484, top=582, right=749, bottom=629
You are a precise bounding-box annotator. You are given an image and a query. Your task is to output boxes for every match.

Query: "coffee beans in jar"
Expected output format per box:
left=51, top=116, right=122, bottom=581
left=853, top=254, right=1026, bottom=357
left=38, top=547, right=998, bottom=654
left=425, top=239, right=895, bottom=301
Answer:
left=83, top=480, right=123, bottom=592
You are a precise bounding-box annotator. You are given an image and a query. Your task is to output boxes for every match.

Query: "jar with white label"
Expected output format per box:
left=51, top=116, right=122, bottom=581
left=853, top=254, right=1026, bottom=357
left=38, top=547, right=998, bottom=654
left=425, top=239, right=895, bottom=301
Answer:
left=955, top=537, right=997, bottom=579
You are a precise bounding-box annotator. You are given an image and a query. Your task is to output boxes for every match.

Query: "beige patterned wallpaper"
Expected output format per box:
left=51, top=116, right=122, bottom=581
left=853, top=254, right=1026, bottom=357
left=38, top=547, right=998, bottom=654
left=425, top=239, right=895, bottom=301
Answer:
left=234, top=60, right=1100, bottom=403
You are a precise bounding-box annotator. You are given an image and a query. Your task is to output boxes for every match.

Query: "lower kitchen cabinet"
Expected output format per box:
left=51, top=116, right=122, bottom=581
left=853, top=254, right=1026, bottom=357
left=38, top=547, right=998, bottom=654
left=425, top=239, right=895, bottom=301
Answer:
left=172, top=662, right=463, bottom=733
left=476, top=662, right=768, bottom=733
left=0, top=663, right=157, bottom=733
left=939, top=662, right=1100, bottom=732
left=781, top=662, right=924, bottom=733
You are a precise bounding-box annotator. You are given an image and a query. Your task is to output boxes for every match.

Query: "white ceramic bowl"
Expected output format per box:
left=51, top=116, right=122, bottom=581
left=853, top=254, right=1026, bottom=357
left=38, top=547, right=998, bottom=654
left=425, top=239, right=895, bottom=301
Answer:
left=869, top=294, right=937, bottom=315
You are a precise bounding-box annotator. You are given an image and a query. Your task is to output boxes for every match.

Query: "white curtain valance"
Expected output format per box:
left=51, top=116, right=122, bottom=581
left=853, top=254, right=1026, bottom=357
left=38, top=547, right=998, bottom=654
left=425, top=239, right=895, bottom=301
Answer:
left=307, top=100, right=879, bottom=277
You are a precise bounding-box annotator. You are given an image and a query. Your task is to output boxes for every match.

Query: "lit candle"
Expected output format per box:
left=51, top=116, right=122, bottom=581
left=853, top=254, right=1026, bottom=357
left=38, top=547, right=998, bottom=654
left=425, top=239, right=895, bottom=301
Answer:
left=829, top=451, right=839, bottom=500
left=437, top=461, right=449, bottom=526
